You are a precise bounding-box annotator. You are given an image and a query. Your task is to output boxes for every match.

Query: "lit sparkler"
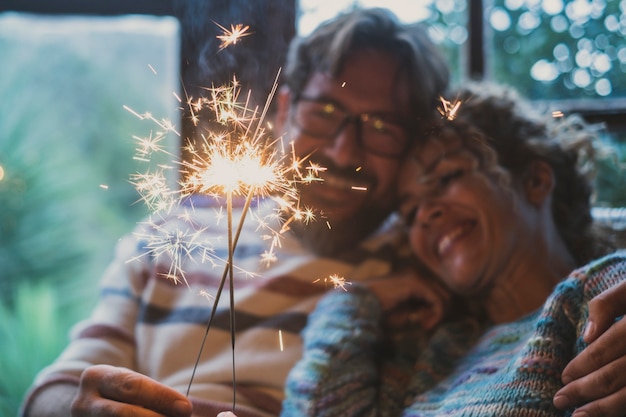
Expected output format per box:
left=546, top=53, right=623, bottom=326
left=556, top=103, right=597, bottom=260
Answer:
left=126, top=77, right=319, bottom=284
left=126, top=68, right=320, bottom=408
left=125, top=21, right=329, bottom=409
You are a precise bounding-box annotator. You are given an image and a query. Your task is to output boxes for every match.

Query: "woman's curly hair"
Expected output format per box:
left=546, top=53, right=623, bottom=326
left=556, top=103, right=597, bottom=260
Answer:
left=425, top=82, right=615, bottom=265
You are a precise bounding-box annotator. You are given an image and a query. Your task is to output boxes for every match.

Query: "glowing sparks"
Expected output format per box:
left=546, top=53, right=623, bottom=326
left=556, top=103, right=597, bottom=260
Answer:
left=0, top=165, right=4, bottom=181
left=134, top=221, right=211, bottom=285
left=279, top=330, right=284, bottom=351
left=438, top=96, right=463, bottom=121
left=126, top=76, right=320, bottom=285
left=215, top=22, right=252, bottom=51
left=181, top=138, right=285, bottom=198
left=314, top=274, right=351, bottom=291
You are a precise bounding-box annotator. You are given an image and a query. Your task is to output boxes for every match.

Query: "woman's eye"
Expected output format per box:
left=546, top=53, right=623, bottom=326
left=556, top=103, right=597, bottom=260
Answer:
left=438, top=168, right=465, bottom=188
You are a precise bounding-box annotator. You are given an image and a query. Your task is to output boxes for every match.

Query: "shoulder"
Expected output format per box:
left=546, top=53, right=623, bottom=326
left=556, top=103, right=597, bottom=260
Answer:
left=552, top=250, right=626, bottom=306
left=571, top=250, right=626, bottom=289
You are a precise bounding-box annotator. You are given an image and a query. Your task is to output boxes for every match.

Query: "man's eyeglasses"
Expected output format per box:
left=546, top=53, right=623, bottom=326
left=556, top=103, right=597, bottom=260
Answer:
left=292, top=97, right=410, bottom=158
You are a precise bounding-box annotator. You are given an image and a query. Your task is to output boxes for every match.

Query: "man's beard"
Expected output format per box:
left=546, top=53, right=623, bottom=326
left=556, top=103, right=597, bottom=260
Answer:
left=292, top=155, right=393, bottom=256
left=290, top=204, right=391, bottom=256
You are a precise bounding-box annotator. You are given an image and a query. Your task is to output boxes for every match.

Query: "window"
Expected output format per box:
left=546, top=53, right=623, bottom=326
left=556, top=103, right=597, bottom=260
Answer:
left=297, top=0, right=626, bottom=207
left=0, top=12, right=180, bottom=295
left=0, top=11, right=179, bottom=414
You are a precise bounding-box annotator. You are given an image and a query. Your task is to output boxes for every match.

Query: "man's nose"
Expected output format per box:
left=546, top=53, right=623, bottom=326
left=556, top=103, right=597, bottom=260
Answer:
left=324, top=120, right=362, bottom=167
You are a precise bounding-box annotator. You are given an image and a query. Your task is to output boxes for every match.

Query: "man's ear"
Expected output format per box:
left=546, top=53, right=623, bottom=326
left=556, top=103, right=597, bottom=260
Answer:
left=523, top=160, right=555, bottom=207
left=274, top=86, right=291, bottom=134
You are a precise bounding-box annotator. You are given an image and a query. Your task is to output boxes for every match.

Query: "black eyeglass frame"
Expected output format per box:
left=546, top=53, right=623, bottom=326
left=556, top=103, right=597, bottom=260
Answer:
left=291, top=96, right=412, bottom=159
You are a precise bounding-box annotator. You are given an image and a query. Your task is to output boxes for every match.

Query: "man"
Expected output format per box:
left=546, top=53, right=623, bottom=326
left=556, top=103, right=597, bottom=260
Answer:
left=20, top=7, right=626, bottom=417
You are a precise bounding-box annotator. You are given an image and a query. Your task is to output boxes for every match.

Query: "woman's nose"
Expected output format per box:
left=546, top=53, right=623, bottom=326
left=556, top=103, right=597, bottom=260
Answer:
left=417, top=200, right=445, bottom=228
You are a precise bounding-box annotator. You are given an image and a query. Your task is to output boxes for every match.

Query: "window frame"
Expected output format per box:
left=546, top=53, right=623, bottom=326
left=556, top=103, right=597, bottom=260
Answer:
left=2, top=0, right=624, bottom=134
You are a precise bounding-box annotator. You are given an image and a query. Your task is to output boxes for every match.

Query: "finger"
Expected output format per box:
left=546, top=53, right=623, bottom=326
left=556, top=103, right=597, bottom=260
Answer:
left=554, top=354, right=626, bottom=410
left=567, top=386, right=626, bottom=417
left=82, top=365, right=192, bottom=417
left=72, top=396, right=169, bottom=417
left=584, top=282, right=626, bottom=343
left=561, top=317, right=626, bottom=384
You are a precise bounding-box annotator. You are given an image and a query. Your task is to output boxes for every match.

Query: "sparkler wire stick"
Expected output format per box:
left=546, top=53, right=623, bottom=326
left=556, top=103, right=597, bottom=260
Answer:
left=185, top=188, right=256, bottom=408
left=227, top=190, right=236, bottom=409
left=132, top=29, right=296, bottom=406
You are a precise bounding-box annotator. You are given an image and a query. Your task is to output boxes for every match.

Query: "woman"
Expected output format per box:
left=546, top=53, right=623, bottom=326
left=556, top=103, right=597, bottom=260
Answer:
left=279, top=83, right=626, bottom=416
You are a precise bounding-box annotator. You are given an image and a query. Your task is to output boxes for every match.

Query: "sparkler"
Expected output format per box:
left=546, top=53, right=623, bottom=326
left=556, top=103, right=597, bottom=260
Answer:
left=125, top=23, right=323, bottom=409
left=127, top=78, right=321, bottom=284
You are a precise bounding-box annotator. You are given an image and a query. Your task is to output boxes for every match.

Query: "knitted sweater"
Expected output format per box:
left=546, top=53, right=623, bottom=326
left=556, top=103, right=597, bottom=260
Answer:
left=21, top=196, right=402, bottom=417
left=281, top=251, right=626, bottom=417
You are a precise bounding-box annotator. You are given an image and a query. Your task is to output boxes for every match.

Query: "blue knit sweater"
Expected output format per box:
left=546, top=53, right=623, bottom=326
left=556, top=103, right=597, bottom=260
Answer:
left=281, top=251, right=626, bottom=417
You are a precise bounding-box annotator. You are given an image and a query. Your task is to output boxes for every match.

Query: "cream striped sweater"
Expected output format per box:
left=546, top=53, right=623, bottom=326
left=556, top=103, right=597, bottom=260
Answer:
left=22, top=195, right=401, bottom=417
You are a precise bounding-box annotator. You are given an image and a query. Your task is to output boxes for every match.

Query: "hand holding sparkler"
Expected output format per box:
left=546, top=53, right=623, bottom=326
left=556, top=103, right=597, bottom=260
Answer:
left=70, top=365, right=192, bottom=417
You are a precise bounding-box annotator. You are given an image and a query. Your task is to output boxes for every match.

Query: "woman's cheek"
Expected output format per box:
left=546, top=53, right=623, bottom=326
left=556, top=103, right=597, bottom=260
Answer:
left=409, top=227, right=431, bottom=266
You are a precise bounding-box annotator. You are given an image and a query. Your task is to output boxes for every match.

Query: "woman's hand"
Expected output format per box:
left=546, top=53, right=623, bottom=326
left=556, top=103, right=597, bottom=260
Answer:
left=553, top=280, right=626, bottom=416
left=366, top=268, right=451, bottom=331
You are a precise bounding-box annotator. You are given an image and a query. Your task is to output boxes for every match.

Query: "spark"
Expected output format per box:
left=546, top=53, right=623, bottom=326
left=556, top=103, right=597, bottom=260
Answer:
left=198, top=289, right=215, bottom=302
left=123, top=104, right=144, bottom=119
left=279, top=330, right=284, bottom=351
left=313, top=274, right=351, bottom=291
left=99, top=184, right=109, bottom=190
left=148, top=64, right=157, bottom=75
left=552, top=110, right=564, bottom=118
left=437, top=96, right=463, bottom=121
left=215, top=22, right=252, bottom=51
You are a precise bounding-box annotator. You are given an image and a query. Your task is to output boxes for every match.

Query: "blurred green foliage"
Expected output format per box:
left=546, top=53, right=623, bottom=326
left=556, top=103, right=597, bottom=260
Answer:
left=0, top=13, right=179, bottom=416
left=488, top=0, right=626, bottom=100
left=0, top=282, right=93, bottom=415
